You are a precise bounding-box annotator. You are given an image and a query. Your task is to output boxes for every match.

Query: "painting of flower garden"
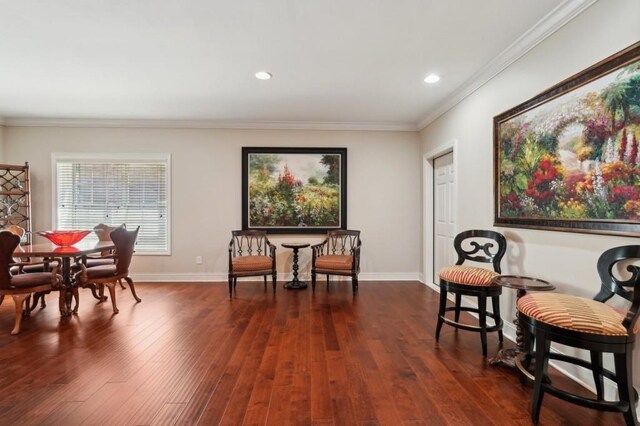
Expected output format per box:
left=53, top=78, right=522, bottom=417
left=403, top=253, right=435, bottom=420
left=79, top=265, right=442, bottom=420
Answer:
left=242, top=147, right=347, bottom=233
left=495, top=44, right=640, bottom=236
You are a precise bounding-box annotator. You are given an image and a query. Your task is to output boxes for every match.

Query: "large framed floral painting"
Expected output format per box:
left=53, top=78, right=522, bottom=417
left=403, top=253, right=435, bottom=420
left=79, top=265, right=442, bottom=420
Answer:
left=495, top=42, right=640, bottom=236
left=242, top=147, right=347, bottom=234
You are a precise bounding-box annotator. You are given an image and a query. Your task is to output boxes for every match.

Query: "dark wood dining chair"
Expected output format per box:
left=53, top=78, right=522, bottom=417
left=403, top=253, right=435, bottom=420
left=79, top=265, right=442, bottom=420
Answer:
left=0, top=231, right=62, bottom=334
left=518, top=245, right=640, bottom=425
left=311, top=230, right=361, bottom=293
left=74, top=227, right=141, bottom=314
left=435, top=229, right=506, bottom=356
left=228, top=230, right=277, bottom=296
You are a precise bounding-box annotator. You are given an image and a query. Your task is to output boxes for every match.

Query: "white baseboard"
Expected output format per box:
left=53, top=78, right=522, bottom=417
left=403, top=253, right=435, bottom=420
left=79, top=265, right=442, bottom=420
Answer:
left=129, top=272, right=422, bottom=283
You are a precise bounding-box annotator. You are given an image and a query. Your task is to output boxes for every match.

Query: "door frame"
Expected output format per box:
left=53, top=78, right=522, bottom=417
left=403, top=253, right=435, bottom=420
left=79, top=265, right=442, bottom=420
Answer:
left=423, top=139, right=458, bottom=290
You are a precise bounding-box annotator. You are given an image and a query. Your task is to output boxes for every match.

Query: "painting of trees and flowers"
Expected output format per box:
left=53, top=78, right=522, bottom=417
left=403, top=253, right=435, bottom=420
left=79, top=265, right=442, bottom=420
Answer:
left=495, top=43, right=640, bottom=236
left=242, top=147, right=347, bottom=233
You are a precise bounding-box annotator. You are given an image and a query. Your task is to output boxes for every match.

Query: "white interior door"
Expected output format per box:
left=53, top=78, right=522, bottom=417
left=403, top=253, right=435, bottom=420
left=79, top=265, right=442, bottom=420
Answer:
left=433, top=152, right=456, bottom=283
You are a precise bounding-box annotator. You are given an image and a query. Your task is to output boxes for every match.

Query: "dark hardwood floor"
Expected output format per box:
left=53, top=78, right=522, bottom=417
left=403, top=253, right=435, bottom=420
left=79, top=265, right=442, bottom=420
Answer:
left=0, top=281, right=626, bottom=425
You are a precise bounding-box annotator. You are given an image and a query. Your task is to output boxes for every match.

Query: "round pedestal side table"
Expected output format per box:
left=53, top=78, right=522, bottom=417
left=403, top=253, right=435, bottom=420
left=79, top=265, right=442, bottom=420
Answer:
left=282, top=242, right=310, bottom=290
left=488, top=275, right=555, bottom=368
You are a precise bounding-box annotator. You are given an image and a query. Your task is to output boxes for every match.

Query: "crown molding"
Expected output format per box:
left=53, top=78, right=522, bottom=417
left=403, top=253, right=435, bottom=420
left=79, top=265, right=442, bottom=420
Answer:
left=416, top=0, right=599, bottom=130
left=1, top=117, right=417, bottom=132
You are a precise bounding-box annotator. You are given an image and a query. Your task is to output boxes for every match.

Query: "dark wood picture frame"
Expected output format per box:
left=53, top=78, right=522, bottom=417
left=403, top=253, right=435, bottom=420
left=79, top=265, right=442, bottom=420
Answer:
left=494, top=42, right=640, bottom=237
left=242, top=147, right=347, bottom=234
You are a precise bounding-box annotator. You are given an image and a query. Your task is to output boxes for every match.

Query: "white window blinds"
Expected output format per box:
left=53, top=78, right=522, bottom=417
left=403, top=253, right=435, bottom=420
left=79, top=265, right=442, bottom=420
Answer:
left=55, top=155, right=170, bottom=254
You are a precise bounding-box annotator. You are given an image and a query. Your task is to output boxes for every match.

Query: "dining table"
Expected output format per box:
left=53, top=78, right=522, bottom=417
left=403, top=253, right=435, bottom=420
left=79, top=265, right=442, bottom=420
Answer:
left=14, top=240, right=116, bottom=316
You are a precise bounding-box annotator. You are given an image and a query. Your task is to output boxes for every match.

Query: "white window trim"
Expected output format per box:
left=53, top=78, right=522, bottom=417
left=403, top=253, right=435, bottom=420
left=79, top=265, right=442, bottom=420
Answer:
left=51, top=152, right=172, bottom=256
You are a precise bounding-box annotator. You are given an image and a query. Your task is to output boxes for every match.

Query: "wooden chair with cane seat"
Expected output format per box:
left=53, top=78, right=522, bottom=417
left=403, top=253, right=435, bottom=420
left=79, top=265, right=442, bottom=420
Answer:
left=74, top=227, right=141, bottom=314
left=311, top=230, right=361, bottom=293
left=0, top=231, right=62, bottom=334
left=435, top=229, right=507, bottom=356
left=518, top=245, right=640, bottom=425
left=228, top=230, right=277, bottom=296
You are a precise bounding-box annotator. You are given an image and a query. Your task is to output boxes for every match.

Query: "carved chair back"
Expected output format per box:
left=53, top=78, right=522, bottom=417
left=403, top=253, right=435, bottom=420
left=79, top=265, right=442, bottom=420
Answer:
left=453, top=230, right=506, bottom=273
left=230, top=230, right=271, bottom=257
left=325, top=230, right=361, bottom=256
left=593, top=245, right=640, bottom=333
left=0, top=231, right=21, bottom=290
left=110, top=226, right=138, bottom=276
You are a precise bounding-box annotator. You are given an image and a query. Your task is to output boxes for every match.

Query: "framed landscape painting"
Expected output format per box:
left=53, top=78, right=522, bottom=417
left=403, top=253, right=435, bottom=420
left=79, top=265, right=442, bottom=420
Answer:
left=494, top=42, right=640, bottom=236
left=242, top=147, right=347, bottom=234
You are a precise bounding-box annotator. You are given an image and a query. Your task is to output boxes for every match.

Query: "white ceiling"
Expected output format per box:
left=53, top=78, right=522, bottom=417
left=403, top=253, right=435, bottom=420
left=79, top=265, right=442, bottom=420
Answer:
left=0, top=1, right=591, bottom=130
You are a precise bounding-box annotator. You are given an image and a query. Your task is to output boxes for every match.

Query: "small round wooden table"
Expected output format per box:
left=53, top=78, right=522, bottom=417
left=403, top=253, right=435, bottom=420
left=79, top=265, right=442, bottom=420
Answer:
left=282, top=242, right=310, bottom=290
left=489, top=275, right=555, bottom=368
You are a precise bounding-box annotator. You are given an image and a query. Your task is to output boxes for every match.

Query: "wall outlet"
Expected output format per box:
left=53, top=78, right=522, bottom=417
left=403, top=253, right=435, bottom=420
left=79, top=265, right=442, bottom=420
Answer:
left=196, top=255, right=203, bottom=265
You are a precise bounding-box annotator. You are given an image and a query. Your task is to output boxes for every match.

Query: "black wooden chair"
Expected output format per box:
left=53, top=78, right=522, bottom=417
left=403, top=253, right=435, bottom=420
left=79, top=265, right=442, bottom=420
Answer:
left=518, top=245, right=640, bottom=425
left=435, top=229, right=507, bottom=356
left=311, top=230, right=361, bottom=293
left=228, top=230, right=277, bottom=297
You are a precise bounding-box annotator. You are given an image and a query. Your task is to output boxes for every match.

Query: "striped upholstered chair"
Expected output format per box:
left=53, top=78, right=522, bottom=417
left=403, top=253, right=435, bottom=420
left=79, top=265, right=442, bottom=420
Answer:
left=435, top=229, right=507, bottom=356
left=228, top=230, right=277, bottom=296
left=518, top=245, right=640, bottom=425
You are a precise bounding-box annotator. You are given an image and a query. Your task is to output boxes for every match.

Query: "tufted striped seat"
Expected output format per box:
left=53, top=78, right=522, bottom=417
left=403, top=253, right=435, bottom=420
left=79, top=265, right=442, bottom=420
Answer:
left=439, top=265, right=499, bottom=287
left=518, top=293, right=628, bottom=336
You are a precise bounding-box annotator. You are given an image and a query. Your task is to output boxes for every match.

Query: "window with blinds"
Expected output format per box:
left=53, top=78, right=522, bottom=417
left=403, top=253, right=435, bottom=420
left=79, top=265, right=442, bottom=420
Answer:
left=54, top=154, right=170, bottom=254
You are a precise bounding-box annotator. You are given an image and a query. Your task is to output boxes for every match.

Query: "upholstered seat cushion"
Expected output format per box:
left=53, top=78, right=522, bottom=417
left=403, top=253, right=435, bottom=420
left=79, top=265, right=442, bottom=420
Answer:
left=232, top=256, right=273, bottom=272
left=11, top=272, right=61, bottom=289
left=84, top=265, right=118, bottom=279
left=517, top=293, right=628, bottom=336
left=85, top=258, right=115, bottom=268
left=438, top=265, right=499, bottom=286
left=315, top=255, right=353, bottom=270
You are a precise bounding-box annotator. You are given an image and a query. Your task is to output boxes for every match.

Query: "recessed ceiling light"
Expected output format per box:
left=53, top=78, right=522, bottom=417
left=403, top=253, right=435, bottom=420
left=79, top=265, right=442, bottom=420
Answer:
left=424, top=74, right=441, bottom=84
left=255, top=71, right=272, bottom=80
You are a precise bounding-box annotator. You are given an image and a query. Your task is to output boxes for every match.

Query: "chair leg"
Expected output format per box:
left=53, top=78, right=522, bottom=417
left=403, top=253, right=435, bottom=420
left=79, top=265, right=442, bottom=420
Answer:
left=614, top=350, right=638, bottom=426
left=0, top=295, right=3, bottom=306
left=23, top=294, right=31, bottom=317
left=435, top=285, right=447, bottom=342
left=125, top=277, right=142, bottom=303
left=263, top=276, right=267, bottom=289
left=532, top=331, right=551, bottom=425
left=228, top=276, right=233, bottom=297
left=98, top=284, right=107, bottom=302
left=590, top=350, right=604, bottom=400
left=454, top=293, right=462, bottom=323
left=234, top=278, right=237, bottom=289
left=10, top=294, right=28, bottom=335
left=520, top=324, right=533, bottom=384
left=326, top=275, right=330, bottom=287
left=106, top=283, right=119, bottom=314
left=312, top=272, right=316, bottom=292
left=272, top=273, right=277, bottom=293
left=72, top=286, right=80, bottom=314
left=478, top=293, right=488, bottom=357
left=352, top=275, right=358, bottom=293
left=492, top=295, right=503, bottom=342
left=118, top=278, right=126, bottom=290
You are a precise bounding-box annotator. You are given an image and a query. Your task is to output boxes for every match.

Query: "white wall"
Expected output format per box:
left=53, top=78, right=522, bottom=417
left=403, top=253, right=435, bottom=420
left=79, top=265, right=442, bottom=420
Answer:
left=0, top=126, right=4, bottom=163
left=420, top=0, right=640, bottom=399
left=3, top=126, right=421, bottom=281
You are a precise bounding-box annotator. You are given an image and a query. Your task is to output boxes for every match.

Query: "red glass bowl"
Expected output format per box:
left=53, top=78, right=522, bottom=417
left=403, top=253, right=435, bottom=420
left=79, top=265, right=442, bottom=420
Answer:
left=37, top=230, right=91, bottom=246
